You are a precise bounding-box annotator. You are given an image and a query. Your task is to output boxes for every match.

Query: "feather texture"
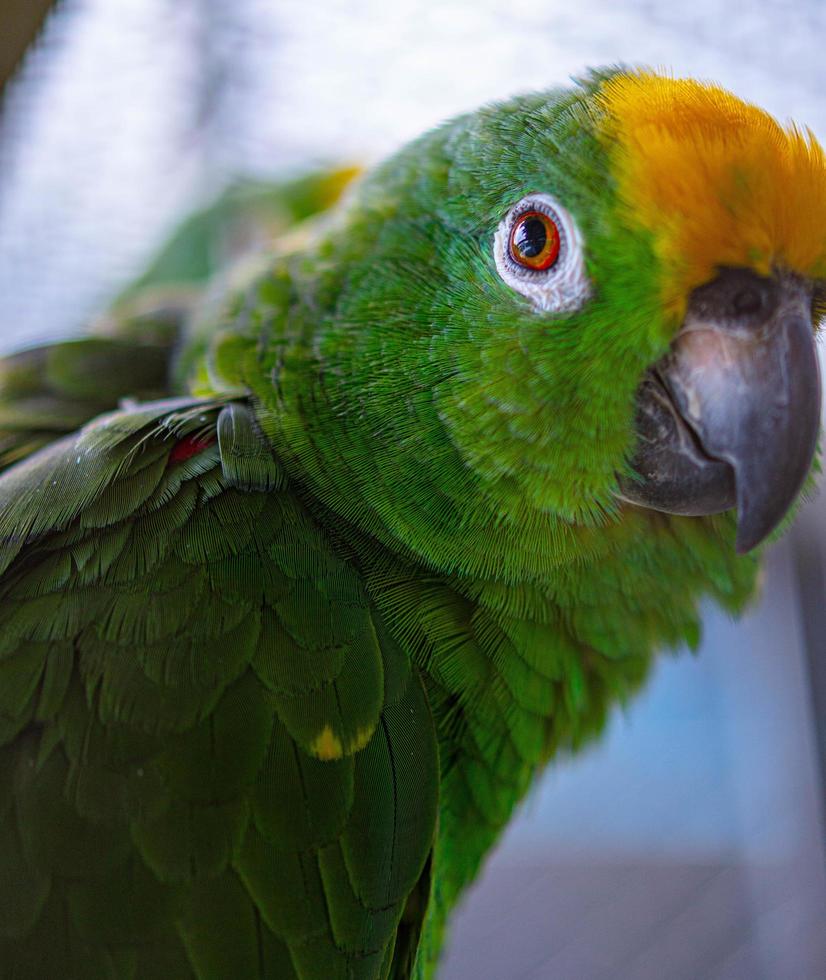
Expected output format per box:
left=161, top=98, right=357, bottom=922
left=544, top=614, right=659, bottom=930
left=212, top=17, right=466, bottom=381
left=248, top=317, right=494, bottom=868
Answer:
left=0, top=69, right=805, bottom=980
left=0, top=397, right=439, bottom=978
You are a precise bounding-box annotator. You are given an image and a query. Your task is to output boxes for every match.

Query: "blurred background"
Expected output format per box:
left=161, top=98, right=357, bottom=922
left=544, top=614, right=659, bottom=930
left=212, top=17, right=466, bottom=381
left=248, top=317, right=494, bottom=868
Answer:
left=1, top=2, right=825, bottom=978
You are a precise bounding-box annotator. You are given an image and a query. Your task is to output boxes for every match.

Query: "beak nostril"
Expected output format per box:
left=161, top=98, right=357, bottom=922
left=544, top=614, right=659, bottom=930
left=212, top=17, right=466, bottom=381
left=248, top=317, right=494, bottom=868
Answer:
left=731, top=286, right=765, bottom=316
left=732, top=288, right=763, bottom=317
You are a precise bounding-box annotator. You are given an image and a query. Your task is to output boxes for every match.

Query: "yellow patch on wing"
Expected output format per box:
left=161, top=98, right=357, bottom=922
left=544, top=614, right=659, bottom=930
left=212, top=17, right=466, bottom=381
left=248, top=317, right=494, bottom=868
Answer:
left=597, top=71, right=826, bottom=318
left=310, top=723, right=374, bottom=761
left=318, top=164, right=363, bottom=208
left=311, top=726, right=343, bottom=760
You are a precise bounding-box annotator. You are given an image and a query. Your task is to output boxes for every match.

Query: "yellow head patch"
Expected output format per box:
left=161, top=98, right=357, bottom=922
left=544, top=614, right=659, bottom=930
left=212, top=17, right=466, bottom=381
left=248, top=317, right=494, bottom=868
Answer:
left=597, top=71, right=826, bottom=319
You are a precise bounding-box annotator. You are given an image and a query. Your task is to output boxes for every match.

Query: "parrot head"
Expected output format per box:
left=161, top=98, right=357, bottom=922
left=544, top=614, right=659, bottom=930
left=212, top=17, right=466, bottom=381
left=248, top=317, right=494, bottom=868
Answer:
left=271, top=68, right=824, bottom=572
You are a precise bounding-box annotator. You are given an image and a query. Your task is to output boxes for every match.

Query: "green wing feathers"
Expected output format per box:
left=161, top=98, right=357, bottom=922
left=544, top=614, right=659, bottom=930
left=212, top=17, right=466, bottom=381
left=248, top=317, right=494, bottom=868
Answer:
left=0, top=397, right=439, bottom=979
left=0, top=294, right=188, bottom=474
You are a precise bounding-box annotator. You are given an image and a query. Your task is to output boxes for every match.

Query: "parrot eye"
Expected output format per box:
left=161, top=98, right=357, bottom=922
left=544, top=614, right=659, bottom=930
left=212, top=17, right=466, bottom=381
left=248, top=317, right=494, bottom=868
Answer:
left=494, top=193, right=590, bottom=313
left=509, top=211, right=561, bottom=271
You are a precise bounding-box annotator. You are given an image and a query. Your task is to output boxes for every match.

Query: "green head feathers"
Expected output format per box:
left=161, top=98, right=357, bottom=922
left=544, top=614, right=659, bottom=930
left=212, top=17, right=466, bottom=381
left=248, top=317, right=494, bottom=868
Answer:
left=212, top=67, right=821, bottom=580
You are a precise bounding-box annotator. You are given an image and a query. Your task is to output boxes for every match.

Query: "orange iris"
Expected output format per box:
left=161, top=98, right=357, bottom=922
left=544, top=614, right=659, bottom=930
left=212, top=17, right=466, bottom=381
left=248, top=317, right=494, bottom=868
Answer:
left=509, top=211, right=561, bottom=270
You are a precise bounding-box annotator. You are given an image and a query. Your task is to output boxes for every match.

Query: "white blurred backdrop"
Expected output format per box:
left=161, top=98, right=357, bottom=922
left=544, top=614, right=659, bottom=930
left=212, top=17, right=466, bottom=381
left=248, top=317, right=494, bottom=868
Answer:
left=1, top=3, right=825, bottom=978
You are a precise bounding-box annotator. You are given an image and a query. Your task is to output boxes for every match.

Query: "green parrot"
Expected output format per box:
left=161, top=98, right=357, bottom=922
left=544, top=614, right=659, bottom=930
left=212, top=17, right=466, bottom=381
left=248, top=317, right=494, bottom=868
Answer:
left=0, top=66, right=823, bottom=979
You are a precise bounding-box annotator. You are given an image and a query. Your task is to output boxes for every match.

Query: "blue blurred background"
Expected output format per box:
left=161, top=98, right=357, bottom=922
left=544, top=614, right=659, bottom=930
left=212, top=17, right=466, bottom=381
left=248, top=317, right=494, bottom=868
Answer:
left=1, top=3, right=824, bottom=977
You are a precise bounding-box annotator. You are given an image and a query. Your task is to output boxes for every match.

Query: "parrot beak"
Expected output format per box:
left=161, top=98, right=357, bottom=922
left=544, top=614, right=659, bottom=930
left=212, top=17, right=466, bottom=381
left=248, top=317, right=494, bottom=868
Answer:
left=618, top=268, right=821, bottom=553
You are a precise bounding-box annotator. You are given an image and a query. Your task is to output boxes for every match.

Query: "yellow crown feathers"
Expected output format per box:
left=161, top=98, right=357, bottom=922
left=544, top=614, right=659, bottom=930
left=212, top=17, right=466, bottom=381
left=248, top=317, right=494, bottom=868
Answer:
left=597, top=71, right=826, bottom=320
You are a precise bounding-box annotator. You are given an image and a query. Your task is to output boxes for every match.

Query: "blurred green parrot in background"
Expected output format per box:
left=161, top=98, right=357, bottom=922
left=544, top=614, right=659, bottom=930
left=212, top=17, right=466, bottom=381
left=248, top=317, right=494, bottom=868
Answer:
left=0, top=67, right=823, bottom=979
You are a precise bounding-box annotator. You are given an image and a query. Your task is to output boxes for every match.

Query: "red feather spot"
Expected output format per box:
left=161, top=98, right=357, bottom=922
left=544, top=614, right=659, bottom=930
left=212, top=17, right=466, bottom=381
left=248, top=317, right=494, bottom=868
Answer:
left=169, top=435, right=215, bottom=463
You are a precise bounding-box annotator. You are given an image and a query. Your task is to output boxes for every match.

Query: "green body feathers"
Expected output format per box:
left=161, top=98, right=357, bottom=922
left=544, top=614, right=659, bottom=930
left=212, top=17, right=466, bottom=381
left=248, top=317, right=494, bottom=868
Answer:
left=0, top=74, right=769, bottom=978
left=0, top=396, right=439, bottom=979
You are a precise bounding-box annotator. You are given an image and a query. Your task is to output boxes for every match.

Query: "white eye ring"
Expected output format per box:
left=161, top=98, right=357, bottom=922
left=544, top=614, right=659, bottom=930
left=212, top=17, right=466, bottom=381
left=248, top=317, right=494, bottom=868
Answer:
left=493, top=193, right=591, bottom=313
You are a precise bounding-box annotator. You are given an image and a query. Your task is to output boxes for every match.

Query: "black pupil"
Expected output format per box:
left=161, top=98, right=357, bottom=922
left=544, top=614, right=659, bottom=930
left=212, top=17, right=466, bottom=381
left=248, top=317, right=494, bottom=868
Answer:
left=514, top=216, right=547, bottom=258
